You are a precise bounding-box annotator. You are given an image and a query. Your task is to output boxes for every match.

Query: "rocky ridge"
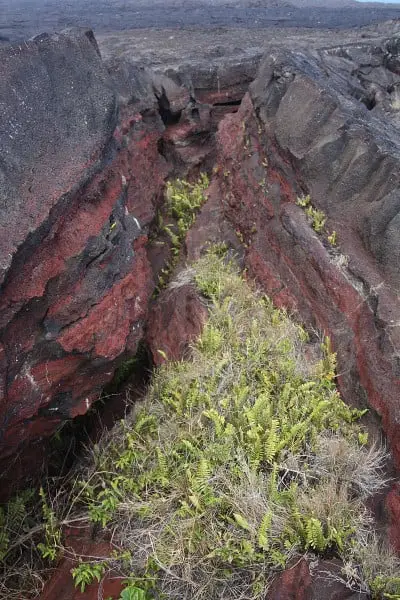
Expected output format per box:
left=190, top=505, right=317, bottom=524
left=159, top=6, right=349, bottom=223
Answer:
left=1, top=22, right=400, bottom=598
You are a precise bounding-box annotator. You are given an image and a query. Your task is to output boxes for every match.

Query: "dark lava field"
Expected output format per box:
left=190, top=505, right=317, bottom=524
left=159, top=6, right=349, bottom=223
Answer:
left=2, top=0, right=400, bottom=42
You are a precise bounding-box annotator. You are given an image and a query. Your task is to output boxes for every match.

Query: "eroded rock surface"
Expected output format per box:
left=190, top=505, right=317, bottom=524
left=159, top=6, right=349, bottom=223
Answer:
left=209, top=38, right=400, bottom=463
left=146, top=281, right=208, bottom=366
left=0, top=27, right=244, bottom=490
left=267, top=558, right=363, bottom=600
left=0, top=29, right=170, bottom=486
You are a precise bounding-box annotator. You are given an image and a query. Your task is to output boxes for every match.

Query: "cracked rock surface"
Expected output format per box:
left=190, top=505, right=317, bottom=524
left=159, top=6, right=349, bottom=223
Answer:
left=1, top=22, right=400, bottom=551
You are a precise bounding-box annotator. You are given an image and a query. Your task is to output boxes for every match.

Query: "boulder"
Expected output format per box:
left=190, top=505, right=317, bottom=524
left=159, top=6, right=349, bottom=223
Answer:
left=39, top=526, right=124, bottom=600
left=146, top=280, right=208, bottom=366
left=268, top=559, right=364, bottom=600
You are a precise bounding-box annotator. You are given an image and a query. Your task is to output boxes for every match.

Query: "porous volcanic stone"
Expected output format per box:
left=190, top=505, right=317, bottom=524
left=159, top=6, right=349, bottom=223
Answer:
left=0, top=30, right=168, bottom=486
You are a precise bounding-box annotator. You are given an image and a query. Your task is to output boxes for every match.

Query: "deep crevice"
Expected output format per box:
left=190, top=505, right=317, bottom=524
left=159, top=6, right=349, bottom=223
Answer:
left=156, top=89, right=182, bottom=126
left=362, top=95, right=377, bottom=110
left=46, top=341, right=153, bottom=477
left=213, top=99, right=242, bottom=107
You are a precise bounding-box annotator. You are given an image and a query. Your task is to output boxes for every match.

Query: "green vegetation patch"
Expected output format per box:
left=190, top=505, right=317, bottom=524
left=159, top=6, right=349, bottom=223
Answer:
left=165, top=173, right=209, bottom=253
left=156, top=174, right=209, bottom=291
left=70, top=247, right=396, bottom=599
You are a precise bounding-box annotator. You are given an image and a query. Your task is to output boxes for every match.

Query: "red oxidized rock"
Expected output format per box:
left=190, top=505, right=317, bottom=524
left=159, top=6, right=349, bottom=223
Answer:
left=0, top=30, right=169, bottom=489
left=212, top=45, right=400, bottom=545
left=40, top=527, right=124, bottom=600
left=387, top=483, right=400, bottom=553
left=186, top=179, right=242, bottom=263
left=58, top=240, right=152, bottom=360
left=146, top=282, right=208, bottom=366
left=268, top=559, right=363, bottom=600
left=268, top=559, right=312, bottom=600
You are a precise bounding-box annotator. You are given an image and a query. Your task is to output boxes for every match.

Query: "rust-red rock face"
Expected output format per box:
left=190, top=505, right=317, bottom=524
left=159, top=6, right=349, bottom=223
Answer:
left=208, top=43, right=400, bottom=546
left=212, top=48, right=400, bottom=468
left=0, top=30, right=170, bottom=485
left=267, top=558, right=363, bottom=600
left=146, top=282, right=208, bottom=366
left=40, top=527, right=124, bottom=600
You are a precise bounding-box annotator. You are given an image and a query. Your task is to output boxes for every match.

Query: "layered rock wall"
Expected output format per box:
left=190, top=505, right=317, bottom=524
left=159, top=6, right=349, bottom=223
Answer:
left=212, top=42, right=400, bottom=461
left=2, top=25, right=400, bottom=599
left=0, top=28, right=244, bottom=489
left=0, top=30, right=169, bottom=484
left=207, top=40, right=400, bottom=548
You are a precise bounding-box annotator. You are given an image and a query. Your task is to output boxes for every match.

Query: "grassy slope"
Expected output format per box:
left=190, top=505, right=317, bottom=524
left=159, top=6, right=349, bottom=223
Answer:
left=70, top=246, right=399, bottom=599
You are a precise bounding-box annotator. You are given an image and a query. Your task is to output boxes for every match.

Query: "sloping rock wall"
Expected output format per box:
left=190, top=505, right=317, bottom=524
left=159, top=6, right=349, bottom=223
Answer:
left=209, top=40, right=400, bottom=548
left=212, top=40, right=400, bottom=462
left=0, top=30, right=170, bottom=485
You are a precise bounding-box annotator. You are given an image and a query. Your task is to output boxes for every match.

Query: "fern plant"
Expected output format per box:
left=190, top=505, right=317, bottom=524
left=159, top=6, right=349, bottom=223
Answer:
left=119, top=586, right=151, bottom=600
left=37, top=488, right=61, bottom=562
left=164, top=174, right=209, bottom=255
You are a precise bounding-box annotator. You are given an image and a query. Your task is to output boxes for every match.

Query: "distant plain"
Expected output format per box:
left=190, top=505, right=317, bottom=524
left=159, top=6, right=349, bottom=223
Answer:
left=2, top=0, right=400, bottom=42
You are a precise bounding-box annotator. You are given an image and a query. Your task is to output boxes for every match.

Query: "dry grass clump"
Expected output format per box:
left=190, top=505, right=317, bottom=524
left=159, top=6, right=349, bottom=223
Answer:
left=338, top=533, right=400, bottom=596
left=0, top=492, right=45, bottom=600
left=310, top=434, right=389, bottom=500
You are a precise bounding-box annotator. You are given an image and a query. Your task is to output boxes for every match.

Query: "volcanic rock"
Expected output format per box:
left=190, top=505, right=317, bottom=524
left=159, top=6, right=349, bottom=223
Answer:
left=267, top=558, right=364, bottom=600
left=2, top=22, right=400, bottom=555
left=146, top=280, right=208, bottom=366
left=211, top=38, right=400, bottom=468
left=0, top=29, right=170, bottom=487
left=1, top=20, right=399, bottom=600
left=0, top=26, right=244, bottom=489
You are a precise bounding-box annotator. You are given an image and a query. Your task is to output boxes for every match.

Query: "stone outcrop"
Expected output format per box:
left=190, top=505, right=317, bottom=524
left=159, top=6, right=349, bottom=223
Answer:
left=0, top=27, right=244, bottom=490
left=0, top=30, right=170, bottom=487
left=267, top=558, right=363, bottom=600
left=210, top=38, right=400, bottom=463
left=206, top=37, right=400, bottom=550
left=146, top=280, right=208, bottom=366
left=40, top=526, right=124, bottom=600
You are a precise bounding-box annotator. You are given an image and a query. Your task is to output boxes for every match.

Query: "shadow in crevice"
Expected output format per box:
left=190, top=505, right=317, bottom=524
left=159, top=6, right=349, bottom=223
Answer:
left=47, top=342, right=153, bottom=477
left=156, top=89, right=182, bottom=126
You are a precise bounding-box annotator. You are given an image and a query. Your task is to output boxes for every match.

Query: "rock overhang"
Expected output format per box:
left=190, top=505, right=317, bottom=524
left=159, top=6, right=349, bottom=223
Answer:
left=251, top=39, right=400, bottom=287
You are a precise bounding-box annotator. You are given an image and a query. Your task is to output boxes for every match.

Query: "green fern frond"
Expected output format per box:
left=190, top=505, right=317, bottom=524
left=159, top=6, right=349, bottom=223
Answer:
left=305, top=517, right=327, bottom=552
left=233, top=513, right=251, bottom=532
left=258, top=511, right=272, bottom=550
left=265, top=419, right=280, bottom=463
left=192, top=458, right=212, bottom=495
